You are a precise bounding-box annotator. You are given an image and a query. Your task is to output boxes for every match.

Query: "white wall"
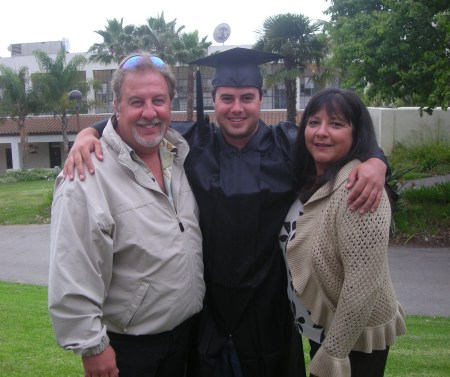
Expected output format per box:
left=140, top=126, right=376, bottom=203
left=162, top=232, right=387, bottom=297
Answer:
left=23, top=143, right=50, bottom=169
left=369, top=107, right=450, bottom=155
left=0, top=134, right=79, bottom=172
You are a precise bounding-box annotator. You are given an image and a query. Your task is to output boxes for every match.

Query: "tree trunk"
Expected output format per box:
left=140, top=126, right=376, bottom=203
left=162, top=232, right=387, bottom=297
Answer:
left=186, top=66, right=194, bottom=121
left=61, top=116, right=69, bottom=165
left=18, top=119, right=29, bottom=169
left=285, top=77, right=298, bottom=124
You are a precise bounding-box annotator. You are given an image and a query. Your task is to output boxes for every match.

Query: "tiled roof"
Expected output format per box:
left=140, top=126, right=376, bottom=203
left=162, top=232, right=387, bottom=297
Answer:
left=0, top=110, right=302, bottom=136
left=0, top=114, right=112, bottom=136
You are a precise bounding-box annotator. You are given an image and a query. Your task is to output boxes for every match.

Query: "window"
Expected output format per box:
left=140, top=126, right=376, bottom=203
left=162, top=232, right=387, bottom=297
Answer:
left=93, top=70, right=114, bottom=113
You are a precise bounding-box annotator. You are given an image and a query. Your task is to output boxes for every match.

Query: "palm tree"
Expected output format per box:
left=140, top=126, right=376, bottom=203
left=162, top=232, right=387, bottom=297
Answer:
left=0, top=65, right=42, bottom=168
left=32, top=46, right=90, bottom=163
left=86, top=13, right=210, bottom=121
left=88, top=18, right=139, bottom=64
left=254, top=13, right=327, bottom=122
left=134, top=12, right=185, bottom=64
left=173, top=31, right=211, bottom=120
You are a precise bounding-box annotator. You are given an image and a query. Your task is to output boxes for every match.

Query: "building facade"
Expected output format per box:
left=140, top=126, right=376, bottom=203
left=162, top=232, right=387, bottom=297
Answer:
left=0, top=40, right=319, bottom=171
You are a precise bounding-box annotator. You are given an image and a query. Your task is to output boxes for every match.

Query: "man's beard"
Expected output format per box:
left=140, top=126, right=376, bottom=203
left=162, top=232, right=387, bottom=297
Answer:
left=132, top=121, right=166, bottom=148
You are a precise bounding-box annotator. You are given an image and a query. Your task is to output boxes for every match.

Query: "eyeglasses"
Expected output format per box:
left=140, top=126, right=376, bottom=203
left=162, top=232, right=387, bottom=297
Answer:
left=120, top=55, right=166, bottom=70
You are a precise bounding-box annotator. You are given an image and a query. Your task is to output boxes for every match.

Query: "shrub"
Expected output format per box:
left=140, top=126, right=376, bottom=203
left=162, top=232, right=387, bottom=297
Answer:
left=389, top=126, right=450, bottom=176
left=0, top=168, right=60, bottom=183
left=392, top=182, right=450, bottom=237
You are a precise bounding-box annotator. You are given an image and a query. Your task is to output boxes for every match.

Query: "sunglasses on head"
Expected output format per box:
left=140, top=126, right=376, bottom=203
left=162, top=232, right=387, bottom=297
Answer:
left=120, top=55, right=166, bottom=70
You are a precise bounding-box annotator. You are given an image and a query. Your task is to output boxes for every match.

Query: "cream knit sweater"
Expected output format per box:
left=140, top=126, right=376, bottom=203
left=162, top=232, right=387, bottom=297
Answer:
left=286, top=160, right=407, bottom=377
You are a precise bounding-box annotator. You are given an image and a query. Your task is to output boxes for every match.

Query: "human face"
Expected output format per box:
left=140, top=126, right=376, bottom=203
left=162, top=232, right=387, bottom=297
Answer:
left=213, top=86, right=262, bottom=149
left=114, top=68, right=171, bottom=155
left=304, top=107, right=353, bottom=176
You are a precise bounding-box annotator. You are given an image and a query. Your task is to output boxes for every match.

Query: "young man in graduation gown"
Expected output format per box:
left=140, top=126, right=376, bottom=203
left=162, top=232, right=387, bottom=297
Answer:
left=63, top=48, right=388, bottom=377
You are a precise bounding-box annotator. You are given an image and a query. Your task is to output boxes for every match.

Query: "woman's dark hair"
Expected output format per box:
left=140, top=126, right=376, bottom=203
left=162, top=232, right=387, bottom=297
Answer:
left=293, top=88, right=379, bottom=202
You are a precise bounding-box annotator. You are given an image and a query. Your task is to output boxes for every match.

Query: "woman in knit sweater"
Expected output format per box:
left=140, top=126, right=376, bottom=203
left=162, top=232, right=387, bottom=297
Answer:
left=285, top=88, right=406, bottom=377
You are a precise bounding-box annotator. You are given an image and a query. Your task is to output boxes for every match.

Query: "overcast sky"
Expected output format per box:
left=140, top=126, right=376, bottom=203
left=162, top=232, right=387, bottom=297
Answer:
left=0, top=0, right=330, bottom=58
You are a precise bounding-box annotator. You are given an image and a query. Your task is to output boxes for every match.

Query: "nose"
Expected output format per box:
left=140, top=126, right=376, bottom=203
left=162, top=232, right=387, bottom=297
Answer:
left=141, top=103, right=157, bottom=119
left=230, top=99, right=244, bottom=112
left=315, top=122, right=328, bottom=137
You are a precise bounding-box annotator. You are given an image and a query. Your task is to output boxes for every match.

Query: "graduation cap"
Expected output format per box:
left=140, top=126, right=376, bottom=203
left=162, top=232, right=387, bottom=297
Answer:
left=189, top=48, right=284, bottom=126
left=189, top=47, right=284, bottom=89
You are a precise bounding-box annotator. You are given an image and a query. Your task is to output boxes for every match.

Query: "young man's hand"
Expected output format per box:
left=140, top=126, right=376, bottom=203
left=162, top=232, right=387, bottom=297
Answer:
left=346, top=158, right=387, bottom=214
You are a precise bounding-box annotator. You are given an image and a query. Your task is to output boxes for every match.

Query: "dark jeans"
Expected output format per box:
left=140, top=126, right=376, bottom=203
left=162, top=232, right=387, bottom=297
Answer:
left=108, top=317, right=194, bottom=377
left=309, top=339, right=389, bottom=377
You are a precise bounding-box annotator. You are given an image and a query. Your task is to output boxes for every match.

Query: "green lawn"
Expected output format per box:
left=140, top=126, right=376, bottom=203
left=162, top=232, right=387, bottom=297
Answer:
left=0, top=282, right=82, bottom=377
left=1, top=282, right=449, bottom=376
left=384, top=316, right=450, bottom=376
left=0, top=180, right=54, bottom=225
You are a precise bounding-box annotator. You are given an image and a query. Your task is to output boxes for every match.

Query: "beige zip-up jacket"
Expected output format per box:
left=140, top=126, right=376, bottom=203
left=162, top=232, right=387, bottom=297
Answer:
left=49, top=120, right=205, bottom=355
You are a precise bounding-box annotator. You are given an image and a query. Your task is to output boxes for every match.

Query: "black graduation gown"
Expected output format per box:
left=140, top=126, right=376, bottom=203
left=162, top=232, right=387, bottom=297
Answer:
left=92, top=118, right=306, bottom=376
left=176, top=120, right=305, bottom=377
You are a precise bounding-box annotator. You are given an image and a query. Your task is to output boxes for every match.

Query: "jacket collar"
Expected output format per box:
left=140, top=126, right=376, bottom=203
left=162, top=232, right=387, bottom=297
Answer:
left=102, top=117, right=190, bottom=161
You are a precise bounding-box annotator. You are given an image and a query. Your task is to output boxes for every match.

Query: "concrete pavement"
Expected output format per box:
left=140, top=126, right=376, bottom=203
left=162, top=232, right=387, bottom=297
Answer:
left=1, top=224, right=449, bottom=316
left=388, top=246, right=450, bottom=316
left=0, top=224, right=50, bottom=286
left=400, top=174, right=450, bottom=191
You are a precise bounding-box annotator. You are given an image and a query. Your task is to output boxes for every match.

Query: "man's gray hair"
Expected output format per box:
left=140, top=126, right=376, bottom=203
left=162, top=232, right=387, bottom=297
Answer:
left=111, top=53, right=177, bottom=103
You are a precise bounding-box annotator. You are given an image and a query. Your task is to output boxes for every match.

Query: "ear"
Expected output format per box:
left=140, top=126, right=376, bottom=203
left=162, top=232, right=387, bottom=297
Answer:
left=113, top=101, right=119, bottom=118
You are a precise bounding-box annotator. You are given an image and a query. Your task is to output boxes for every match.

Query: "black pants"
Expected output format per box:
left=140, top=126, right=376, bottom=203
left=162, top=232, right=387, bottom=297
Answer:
left=189, top=320, right=306, bottom=377
left=108, top=317, right=194, bottom=377
left=309, top=340, right=389, bottom=377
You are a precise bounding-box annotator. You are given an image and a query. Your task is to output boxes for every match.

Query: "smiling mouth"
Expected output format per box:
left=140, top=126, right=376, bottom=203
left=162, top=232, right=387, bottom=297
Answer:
left=138, top=123, right=159, bottom=129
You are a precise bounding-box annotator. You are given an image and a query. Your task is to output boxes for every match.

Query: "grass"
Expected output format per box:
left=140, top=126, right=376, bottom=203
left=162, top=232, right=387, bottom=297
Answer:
left=0, top=180, right=54, bottom=225
left=0, top=282, right=83, bottom=377
left=383, top=316, right=450, bottom=376
left=0, top=282, right=448, bottom=376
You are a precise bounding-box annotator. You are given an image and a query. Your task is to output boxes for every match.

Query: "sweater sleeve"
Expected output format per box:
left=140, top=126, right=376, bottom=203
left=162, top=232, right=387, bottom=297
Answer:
left=310, top=188, right=391, bottom=377
left=309, top=345, right=351, bottom=377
